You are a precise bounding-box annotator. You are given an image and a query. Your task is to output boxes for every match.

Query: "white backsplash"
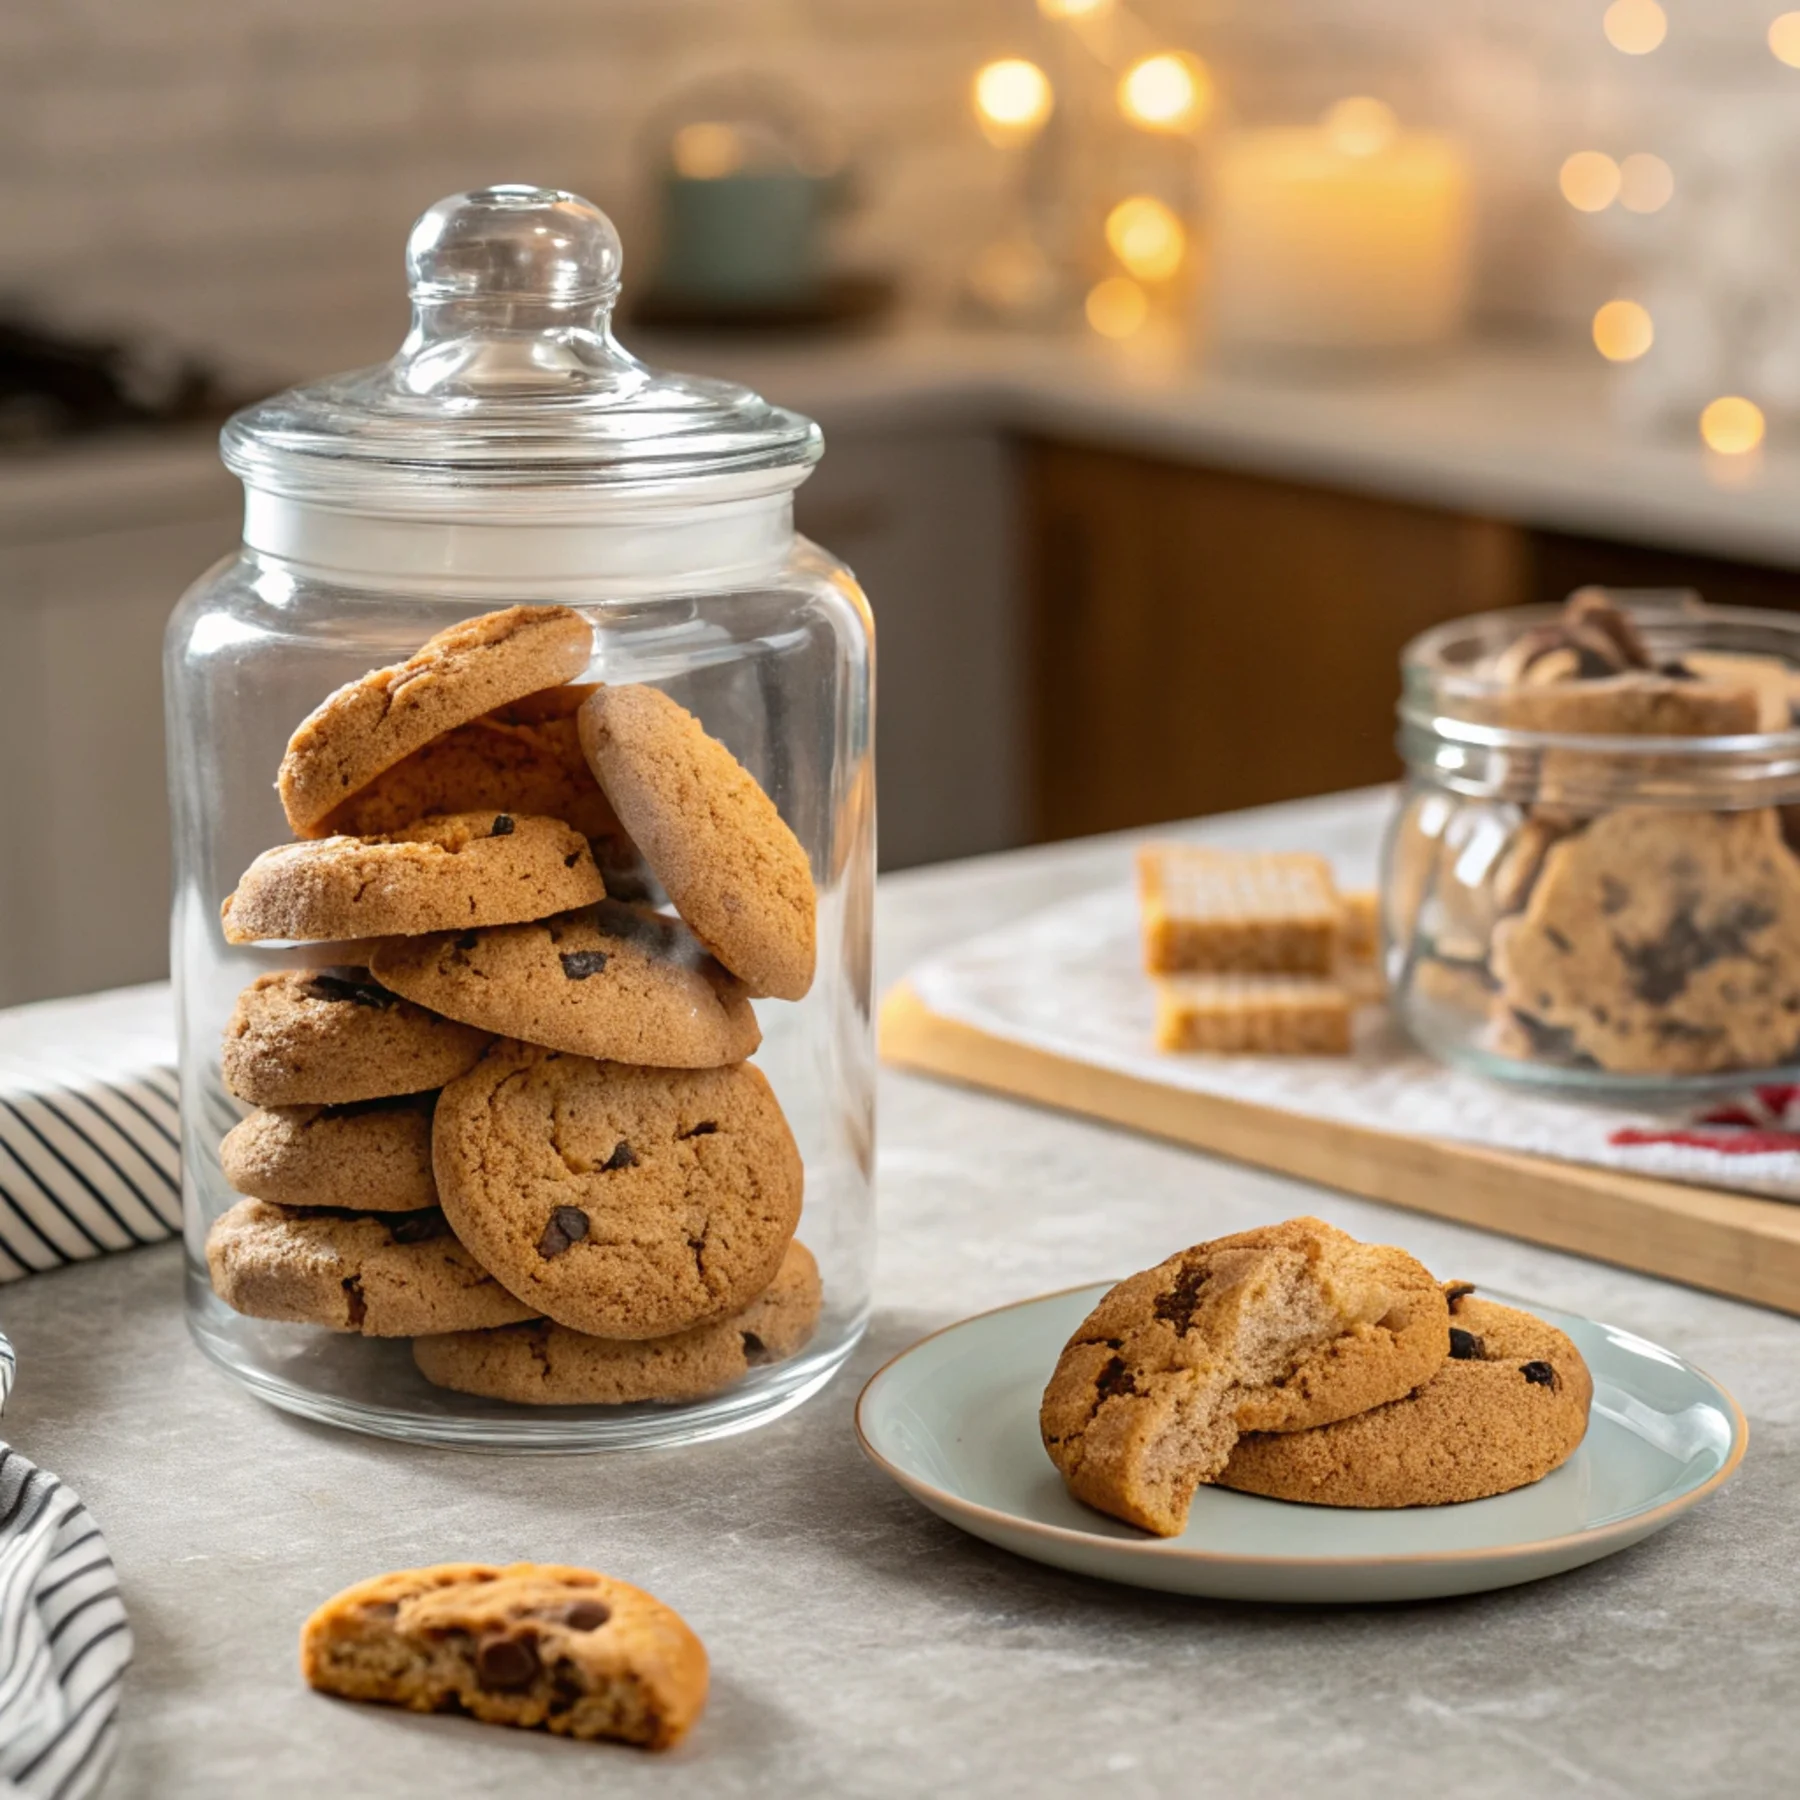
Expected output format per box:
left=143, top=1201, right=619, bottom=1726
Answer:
left=1, top=0, right=1792, bottom=380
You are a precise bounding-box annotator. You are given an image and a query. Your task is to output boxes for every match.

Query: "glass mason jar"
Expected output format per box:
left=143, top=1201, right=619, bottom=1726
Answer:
left=1385, top=595, right=1800, bottom=1097
left=164, top=189, right=875, bottom=1449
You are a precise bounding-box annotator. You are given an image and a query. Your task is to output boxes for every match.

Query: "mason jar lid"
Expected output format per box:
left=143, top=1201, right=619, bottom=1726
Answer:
left=221, top=186, right=823, bottom=513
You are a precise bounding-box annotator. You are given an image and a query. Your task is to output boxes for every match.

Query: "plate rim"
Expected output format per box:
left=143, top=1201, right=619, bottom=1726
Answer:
left=854, top=1281, right=1750, bottom=1573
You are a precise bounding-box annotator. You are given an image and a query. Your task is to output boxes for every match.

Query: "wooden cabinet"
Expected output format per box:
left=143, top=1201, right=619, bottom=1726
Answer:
left=1021, top=440, right=1526, bottom=842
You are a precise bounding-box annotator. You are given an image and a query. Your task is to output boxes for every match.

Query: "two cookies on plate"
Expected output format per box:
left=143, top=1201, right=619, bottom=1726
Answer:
left=1041, top=1217, right=1592, bottom=1534
left=205, top=604, right=823, bottom=1406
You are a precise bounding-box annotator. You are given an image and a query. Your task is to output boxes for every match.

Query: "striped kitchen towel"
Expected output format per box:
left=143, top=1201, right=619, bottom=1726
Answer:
left=0, top=1331, right=133, bottom=1799
left=0, top=985, right=180, bottom=1284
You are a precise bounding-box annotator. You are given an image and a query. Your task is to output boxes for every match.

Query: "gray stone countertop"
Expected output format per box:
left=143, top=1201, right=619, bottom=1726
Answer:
left=18, top=328, right=1800, bottom=572
left=2, top=788, right=1794, bottom=1799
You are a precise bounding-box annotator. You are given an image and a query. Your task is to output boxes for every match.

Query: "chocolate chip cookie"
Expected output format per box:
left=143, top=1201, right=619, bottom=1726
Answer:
left=1486, top=591, right=1761, bottom=737
left=432, top=1043, right=803, bottom=1339
left=221, top=969, right=491, bottom=1106
left=414, top=1240, right=821, bottom=1405
left=300, top=1562, right=707, bottom=1749
left=220, top=1092, right=438, bottom=1212
left=578, top=685, right=815, bottom=1001
left=279, top=606, right=595, bottom=837
left=1219, top=1288, right=1592, bottom=1507
left=1492, top=805, right=1800, bottom=1074
left=370, top=900, right=759, bottom=1069
left=205, top=1198, right=536, bottom=1335
left=221, top=812, right=605, bottom=944
left=1040, top=1218, right=1449, bottom=1537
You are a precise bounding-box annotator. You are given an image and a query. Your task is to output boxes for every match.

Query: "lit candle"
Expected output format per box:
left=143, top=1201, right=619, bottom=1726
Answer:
left=1207, top=101, right=1472, bottom=355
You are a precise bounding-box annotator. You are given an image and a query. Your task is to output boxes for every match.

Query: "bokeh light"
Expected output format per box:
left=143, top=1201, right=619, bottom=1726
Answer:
left=1560, top=151, right=1622, bottom=213
left=1592, top=300, right=1654, bottom=362
left=1086, top=276, right=1149, bottom=338
left=1037, top=0, right=1113, bottom=16
left=1118, top=53, right=1212, bottom=134
left=974, top=59, right=1054, bottom=137
left=1771, top=12, right=1800, bottom=66
left=670, top=122, right=746, bottom=180
left=968, top=237, right=1055, bottom=314
left=1322, top=97, right=1399, bottom=158
left=1105, top=196, right=1186, bottom=282
left=1619, top=152, right=1674, bottom=214
left=1700, top=397, right=1766, bottom=456
left=1603, top=0, right=1667, bottom=54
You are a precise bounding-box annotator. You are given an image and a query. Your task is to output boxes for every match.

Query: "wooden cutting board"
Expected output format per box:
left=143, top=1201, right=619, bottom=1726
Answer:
left=879, top=980, right=1800, bottom=1317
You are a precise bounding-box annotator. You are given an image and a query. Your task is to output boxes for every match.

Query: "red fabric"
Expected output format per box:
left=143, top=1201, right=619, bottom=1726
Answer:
left=1609, top=1125, right=1800, bottom=1156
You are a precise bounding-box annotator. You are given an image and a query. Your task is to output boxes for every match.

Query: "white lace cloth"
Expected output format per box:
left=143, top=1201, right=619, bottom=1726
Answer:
left=909, top=883, right=1800, bottom=1202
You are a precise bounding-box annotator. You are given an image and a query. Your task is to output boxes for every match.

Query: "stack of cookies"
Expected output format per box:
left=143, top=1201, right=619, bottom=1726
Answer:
left=1401, top=588, right=1800, bottom=1076
left=1041, top=1217, right=1593, bottom=1533
left=204, top=604, right=824, bottom=1408
left=1138, top=846, right=1381, bottom=1055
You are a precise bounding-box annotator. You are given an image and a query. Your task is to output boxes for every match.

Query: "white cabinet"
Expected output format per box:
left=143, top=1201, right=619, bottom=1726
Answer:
left=0, top=441, right=239, bottom=1006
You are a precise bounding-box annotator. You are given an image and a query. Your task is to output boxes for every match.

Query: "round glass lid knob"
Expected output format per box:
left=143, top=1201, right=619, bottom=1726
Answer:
left=406, top=185, right=623, bottom=311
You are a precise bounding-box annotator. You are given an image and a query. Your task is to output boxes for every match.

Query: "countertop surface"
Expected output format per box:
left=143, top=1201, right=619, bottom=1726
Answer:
left=12, top=325, right=1800, bottom=571
left=2, top=787, right=1795, bottom=1799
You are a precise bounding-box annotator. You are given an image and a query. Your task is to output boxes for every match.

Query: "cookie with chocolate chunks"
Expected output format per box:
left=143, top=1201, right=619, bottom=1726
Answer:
left=220, top=1092, right=439, bottom=1212
left=1492, top=805, right=1800, bottom=1074
left=578, top=684, right=816, bottom=1000
left=1218, top=1289, right=1592, bottom=1507
left=222, top=812, right=606, bottom=945
left=432, top=1043, right=802, bottom=1338
left=300, top=1562, right=707, bottom=1749
left=1040, top=1218, right=1449, bottom=1537
left=279, top=605, right=595, bottom=837
left=205, top=1197, right=535, bottom=1336
left=414, top=1239, right=821, bottom=1405
left=370, top=899, right=759, bottom=1069
left=1486, top=591, right=1761, bottom=737
left=221, top=969, right=491, bottom=1106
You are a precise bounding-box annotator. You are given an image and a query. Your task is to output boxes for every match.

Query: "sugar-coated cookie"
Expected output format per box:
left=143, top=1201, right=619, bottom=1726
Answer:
left=370, top=900, right=759, bottom=1069
left=1040, top=1218, right=1449, bottom=1536
left=414, top=1240, right=821, bottom=1405
left=279, top=606, right=595, bottom=837
left=220, top=1092, right=438, bottom=1212
left=432, top=1043, right=803, bottom=1339
left=221, top=812, right=606, bottom=944
left=221, top=969, right=491, bottom=1106
left=1218, top=1290, right=1592, bottom=1507
left=300, top=1562, right=707, bottom=1749
left=578, top=685, right=815, bottom=1000
left=204, top=1198, right=536, bottom=1336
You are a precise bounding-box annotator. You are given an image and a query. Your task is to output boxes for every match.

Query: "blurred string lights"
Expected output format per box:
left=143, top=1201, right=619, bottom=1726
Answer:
left=1565, top=3, right=1800, bottom=456
left=967, top=0, right=1216, bottom=332
left=1602, top=0, right=1668, bottom=56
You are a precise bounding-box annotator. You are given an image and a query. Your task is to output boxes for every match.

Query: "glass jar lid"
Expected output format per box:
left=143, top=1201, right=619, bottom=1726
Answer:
left=221, top=186, right=823, bottom=510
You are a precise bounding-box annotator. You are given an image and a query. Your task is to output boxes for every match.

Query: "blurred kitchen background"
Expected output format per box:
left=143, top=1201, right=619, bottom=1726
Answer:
left=6, top=0, right=1800, bottom=1005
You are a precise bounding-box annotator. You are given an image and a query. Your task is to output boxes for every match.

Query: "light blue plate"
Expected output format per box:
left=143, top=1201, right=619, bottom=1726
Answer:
left=856, top=1285, right=1747, bottom=1604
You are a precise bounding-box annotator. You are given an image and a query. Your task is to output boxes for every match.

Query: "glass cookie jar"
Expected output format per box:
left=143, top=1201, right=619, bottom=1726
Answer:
left=164, top=188, right=875, bottom=1449
left=1385, top=593, right=1800, bottom=1097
